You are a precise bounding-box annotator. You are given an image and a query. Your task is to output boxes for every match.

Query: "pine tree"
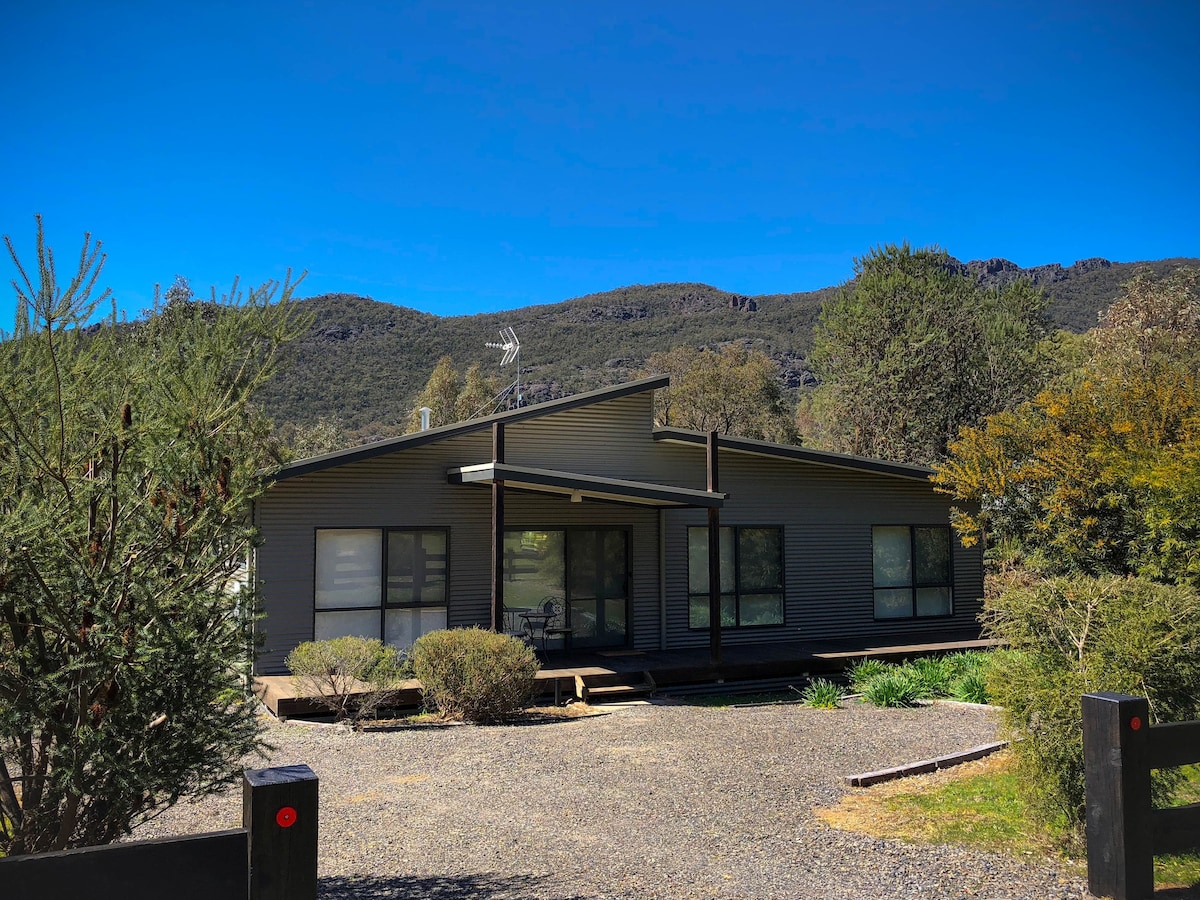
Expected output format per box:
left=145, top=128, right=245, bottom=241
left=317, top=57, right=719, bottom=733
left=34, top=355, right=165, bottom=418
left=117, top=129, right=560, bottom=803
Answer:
left=0, top=219, right=307, bottom=854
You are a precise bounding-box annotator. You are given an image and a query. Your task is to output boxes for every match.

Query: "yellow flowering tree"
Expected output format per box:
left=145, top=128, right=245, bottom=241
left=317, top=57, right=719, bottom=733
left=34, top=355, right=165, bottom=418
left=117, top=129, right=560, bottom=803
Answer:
left=933, top=268, right=1200, bottom=586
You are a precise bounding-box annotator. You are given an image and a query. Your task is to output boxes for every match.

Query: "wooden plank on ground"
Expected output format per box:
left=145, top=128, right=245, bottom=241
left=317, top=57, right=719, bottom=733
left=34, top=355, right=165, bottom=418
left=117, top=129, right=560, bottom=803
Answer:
left=844, top=741, right=1008, bottom=787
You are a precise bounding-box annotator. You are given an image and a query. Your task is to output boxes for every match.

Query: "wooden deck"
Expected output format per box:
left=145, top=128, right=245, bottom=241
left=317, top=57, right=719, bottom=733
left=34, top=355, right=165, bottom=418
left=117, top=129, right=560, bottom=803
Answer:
left=254, top=629, right=995, bottom=718
left=540, top=629, right=996, bottom=690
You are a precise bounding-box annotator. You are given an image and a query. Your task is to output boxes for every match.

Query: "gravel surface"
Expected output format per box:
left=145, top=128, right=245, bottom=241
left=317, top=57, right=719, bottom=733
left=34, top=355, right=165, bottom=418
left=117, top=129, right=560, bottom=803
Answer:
left=133, top=700, right=1090, bottom=899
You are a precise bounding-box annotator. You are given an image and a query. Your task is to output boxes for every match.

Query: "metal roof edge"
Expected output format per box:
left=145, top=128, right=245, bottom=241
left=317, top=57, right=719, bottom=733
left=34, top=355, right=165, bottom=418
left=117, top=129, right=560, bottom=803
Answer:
left=270, top=375, right=670, bottom=482
left=446, top=461, right=726, bottom=508
left=650, top=428, right=935, bottom=481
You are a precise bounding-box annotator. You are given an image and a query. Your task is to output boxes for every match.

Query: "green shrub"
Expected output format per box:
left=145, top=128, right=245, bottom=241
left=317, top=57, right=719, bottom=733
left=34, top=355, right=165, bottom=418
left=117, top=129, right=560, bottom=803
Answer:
left=848, top=658, right=889, bottom=693
left=900, top=656, right=952, bottom=698
left=801, top=678, right=844, bottom=709
left=861, top=670, right=920, bottom=708
left=950, top=672, right=990, bottom=705
left=944, top=650, right=987, bottom=680
left=286, top=636, right=407, bottom=723
left=985, top=576, right=1200, bottom=844
left=412, top=628, right=539, bottom=723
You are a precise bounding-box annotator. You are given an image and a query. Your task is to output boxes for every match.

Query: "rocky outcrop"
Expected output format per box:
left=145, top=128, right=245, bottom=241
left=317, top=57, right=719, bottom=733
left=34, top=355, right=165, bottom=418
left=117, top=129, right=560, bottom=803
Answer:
left=946, top=256, right=1114, bottom=289
left=669, top=289, right=756, bottom=315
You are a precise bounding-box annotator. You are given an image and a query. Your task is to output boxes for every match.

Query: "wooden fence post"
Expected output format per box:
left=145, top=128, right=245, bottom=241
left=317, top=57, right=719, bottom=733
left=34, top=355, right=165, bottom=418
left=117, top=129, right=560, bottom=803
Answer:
left=1083, top=692, right=1153, bottom=900
left=243, top=764, right=318, bottom=900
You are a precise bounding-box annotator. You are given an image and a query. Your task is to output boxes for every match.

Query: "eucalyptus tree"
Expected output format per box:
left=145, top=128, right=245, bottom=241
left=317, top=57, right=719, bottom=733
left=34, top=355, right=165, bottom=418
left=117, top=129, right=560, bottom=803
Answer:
left=645, top=343, right=800, bottom=444
left=808, top=242, right=1054, bottom=464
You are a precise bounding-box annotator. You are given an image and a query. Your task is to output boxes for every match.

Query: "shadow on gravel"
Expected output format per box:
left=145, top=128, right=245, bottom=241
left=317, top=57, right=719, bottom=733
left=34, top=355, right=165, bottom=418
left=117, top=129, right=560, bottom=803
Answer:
left=362, top=713, right=595, bottom=732
left=320, top=872, right=595, bottom=899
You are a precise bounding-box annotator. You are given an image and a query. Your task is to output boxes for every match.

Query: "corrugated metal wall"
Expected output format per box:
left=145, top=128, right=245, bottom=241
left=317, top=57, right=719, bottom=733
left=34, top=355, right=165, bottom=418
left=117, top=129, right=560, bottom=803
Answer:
left=254, top=389, right=984, bottom=673
left=254, top=393, right=671, bottom=673
left=655, top=447, right=985, bottom=648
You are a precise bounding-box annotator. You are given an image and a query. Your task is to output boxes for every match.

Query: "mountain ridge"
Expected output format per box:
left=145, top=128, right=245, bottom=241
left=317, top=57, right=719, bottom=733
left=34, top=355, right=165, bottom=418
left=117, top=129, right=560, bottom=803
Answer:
left=259, top=255, right=1198, bottom=441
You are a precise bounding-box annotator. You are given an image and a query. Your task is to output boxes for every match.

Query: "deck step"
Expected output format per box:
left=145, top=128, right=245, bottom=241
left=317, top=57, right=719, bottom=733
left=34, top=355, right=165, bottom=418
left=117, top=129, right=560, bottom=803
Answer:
left=584, top=683, right=654, bottom=697
left=656, top=675, right=806, bottom=697
left=575, top=671, right=655, bottom=703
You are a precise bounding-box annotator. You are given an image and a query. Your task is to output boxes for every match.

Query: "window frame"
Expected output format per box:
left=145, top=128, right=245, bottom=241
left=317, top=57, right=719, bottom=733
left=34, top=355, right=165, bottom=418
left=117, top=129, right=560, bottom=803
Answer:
left=871, top=524, right=954, bottom=621
left=686, top=524, right=786, bottom=630
left=312, top=526, right=450, bottom=643
left=384, top=527, right=449, bottom=609
left=501, top=526, right=632, bottom=647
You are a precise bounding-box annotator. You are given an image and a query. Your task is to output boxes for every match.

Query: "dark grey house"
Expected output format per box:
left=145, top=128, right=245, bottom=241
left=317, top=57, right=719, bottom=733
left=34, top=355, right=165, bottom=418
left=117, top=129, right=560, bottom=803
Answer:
left=251, top=376, right=983, bottom=675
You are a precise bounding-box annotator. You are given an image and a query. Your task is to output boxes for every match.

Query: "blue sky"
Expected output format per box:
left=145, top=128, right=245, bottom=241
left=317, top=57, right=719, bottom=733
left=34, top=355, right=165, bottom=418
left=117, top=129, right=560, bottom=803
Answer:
left=2, top=1, right=1197, bottom=323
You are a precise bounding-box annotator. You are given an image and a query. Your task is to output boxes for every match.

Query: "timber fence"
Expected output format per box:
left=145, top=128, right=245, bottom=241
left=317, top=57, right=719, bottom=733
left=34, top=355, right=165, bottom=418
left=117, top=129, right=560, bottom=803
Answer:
left=1083, top=692, right=1200, bottom=900
left=0, top=763, right=317, bottom=900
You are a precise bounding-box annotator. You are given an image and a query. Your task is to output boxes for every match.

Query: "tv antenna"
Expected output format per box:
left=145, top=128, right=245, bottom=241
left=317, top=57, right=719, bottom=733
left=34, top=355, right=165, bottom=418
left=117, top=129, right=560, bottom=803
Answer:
left=484, top=326, right=523, bottom=411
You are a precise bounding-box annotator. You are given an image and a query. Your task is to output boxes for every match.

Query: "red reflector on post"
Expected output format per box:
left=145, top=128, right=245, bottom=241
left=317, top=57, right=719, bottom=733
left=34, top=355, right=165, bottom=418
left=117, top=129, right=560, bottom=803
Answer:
left=1129, top=716, right=1142, bottom=731
left=276, top=806, right=297, bottom=828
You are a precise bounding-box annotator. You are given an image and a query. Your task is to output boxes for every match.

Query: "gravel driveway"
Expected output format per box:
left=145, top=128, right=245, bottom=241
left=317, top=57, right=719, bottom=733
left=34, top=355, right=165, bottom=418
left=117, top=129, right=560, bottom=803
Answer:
left=134, top=700, right=1089, bottom=899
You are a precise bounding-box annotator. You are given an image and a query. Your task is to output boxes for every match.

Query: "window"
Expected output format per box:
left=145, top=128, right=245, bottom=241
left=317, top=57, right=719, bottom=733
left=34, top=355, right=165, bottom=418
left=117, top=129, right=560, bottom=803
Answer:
left=688, top=526, right=784, bottom=629
left=314, top=528, right=448, bottom=648
left=872, top=525, right=952, bottom=619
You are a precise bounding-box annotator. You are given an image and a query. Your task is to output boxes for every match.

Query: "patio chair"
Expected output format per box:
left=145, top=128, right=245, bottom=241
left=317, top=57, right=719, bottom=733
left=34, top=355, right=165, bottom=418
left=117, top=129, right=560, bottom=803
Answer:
left=542, top=596, right=574, bottom=649
left=522, top=596, right=572, bottom=653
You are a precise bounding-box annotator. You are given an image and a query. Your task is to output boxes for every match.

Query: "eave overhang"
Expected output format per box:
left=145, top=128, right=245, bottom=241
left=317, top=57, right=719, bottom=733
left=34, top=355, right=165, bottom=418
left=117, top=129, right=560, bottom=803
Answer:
left=447, top=462, right=726, bottom=508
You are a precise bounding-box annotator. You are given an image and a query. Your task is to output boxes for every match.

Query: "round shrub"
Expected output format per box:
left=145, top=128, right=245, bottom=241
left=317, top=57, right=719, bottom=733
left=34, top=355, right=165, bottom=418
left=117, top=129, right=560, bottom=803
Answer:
left=286, top=636, right=406, bottom=723
left=412, top=628, right=540, bottom=724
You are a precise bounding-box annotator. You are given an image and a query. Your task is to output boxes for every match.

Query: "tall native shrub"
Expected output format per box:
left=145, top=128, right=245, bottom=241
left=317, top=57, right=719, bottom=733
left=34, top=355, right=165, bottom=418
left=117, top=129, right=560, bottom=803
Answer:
left=984, top=576, right=1200, bottom=842
left=0, top=219, right=306, bottom=854
left=934, top=267, right=1200, bottom=584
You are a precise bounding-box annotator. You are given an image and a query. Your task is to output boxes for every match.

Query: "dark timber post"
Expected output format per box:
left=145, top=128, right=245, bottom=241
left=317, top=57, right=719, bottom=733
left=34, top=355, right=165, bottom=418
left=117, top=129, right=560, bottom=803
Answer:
left=707, top=431, right=721, bottom=666
left=243, top=764, right=318, bottom=900
left=491, top=421, right=506, bottom=632
left=1083, top=692, right=1153, bottom=900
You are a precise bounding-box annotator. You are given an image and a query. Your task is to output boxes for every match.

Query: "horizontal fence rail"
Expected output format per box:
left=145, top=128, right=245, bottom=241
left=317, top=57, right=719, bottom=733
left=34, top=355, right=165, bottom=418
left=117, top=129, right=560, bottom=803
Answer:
left=0, top=764, right=318, bottom=900
left=0, top=829, right=248, bottom=900
left=1083, top=692, right=1200, bottom=900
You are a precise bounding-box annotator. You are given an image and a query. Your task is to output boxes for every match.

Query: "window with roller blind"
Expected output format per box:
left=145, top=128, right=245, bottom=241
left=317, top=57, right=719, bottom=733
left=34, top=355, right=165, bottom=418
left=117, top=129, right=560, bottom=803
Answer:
left=872, top=525, right=953, bottom=619
left=313, top=528, right=448, bottom=649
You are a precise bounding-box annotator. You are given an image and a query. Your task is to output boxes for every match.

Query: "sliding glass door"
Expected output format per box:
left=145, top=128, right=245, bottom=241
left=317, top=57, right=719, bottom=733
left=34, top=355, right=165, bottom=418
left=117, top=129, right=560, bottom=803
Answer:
left=567, top=529, right=628, bottom=649
left=503, top=527, right=629, bottom=649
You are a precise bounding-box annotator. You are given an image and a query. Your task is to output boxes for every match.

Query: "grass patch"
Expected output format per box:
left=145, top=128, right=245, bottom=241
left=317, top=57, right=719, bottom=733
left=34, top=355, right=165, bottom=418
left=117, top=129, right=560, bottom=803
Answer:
left=1170, top=764, right=1200, bottom=806
left=848, top=651, right=996, bottom=707
left=860, top=670, right=920, bottom=708
left=800, top=678, right=845, bottom=709
left=849, top=658, right=889, bottom=692
left=818, top=751, right=1200, bottom=891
